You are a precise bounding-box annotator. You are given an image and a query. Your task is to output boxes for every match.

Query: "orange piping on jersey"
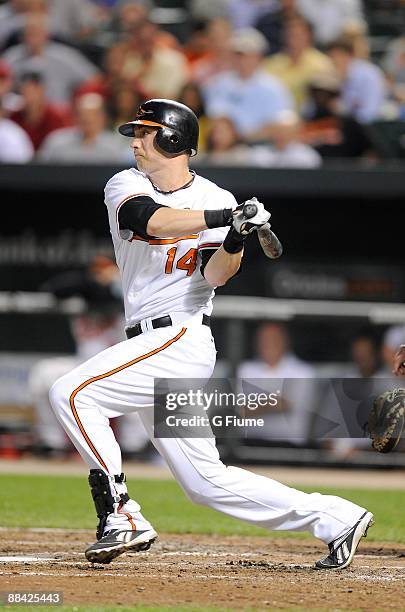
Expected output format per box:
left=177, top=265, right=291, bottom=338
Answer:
left=129, top=234, right=148, bottom=242
left=148, top=235, right=199, bottom=245
left=198, top=242, right=222, bottom=249
left=69, top=327, right=187, bottom=472
left=129, top=234, right=199, bottom=245
left=115, top=192, right=151, bottom=236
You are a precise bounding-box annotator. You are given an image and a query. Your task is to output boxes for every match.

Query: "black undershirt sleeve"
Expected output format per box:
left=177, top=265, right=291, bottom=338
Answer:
left=118, top=196, right=168, bottom=239
left=200, top=248, right=242, bottom=279
left=200, top=249, right=216, bottom=277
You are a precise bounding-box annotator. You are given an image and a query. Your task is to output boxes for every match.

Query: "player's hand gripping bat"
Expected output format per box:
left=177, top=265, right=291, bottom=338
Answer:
left=242, top=198, right=283, bottom=259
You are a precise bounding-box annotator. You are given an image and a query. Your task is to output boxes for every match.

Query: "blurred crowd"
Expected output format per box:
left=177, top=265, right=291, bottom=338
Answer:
left=230, top=320, right=405, bottom=459
left=0, top=0, right=405, bottom=166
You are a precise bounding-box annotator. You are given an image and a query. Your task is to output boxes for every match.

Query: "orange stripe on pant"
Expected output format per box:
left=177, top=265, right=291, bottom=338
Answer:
left=69, top=327, right=187, bottom=472
left=118, top=500, right=137, bottom=531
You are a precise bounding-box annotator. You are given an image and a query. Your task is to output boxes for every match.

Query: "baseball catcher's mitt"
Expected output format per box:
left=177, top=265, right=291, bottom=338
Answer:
left=367, top=388, right=405, bottom=453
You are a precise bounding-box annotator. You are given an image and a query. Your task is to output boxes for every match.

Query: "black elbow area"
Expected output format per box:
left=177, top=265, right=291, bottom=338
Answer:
left=200, top=248, right=243, bottom=279
left=199, top=248, right=216, bottom=278
left=118, top=196, right=168, bottom=239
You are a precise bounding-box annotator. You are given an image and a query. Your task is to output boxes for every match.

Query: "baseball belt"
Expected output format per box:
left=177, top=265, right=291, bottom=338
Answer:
left=126, top=314, right=211, bottom=339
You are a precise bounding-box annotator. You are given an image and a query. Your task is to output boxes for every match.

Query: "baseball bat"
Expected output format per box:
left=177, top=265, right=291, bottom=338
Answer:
left=242, top=201, right=283, bottom=260
left=257, top=223, right=283, bottom=259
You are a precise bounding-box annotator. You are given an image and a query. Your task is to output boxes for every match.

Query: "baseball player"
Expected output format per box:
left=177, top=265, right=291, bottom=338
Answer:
left=49, top=98, right=373, bottom=569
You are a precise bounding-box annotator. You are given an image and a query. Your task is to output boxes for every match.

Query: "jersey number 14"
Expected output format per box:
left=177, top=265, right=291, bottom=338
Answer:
left=165, top=247, right=198, bottom=277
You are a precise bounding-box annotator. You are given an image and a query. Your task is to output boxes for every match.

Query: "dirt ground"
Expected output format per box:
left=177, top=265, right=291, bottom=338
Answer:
left=1, top=528, right=404, bottom=610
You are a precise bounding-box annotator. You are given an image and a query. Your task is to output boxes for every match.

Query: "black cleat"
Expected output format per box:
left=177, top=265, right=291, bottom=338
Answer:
left=315, top=512, right=374, bottom=570
left=85, top=528, right=157, bottom=564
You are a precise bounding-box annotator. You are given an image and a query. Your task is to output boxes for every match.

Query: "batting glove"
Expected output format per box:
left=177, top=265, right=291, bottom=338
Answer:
left=232, top=198, right=271, bottom=236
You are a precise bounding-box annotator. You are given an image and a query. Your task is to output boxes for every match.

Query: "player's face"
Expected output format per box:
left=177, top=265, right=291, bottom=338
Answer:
left=130, top=125, right=162, bottom=171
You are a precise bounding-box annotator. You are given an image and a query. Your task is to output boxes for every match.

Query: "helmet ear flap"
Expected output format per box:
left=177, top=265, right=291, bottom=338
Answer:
left=155, top=127, right=183, bottom=155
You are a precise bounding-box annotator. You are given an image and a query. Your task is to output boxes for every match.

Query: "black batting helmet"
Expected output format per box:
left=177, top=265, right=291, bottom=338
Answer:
left=118, top=98, right=199, bottom=157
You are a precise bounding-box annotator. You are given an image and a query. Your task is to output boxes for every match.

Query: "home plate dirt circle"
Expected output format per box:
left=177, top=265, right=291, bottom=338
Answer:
left=1, top=528, right=404, bottom=609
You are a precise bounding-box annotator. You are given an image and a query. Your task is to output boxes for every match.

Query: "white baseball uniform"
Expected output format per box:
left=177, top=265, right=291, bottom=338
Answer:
left=50, top=168, right=366, bottom=544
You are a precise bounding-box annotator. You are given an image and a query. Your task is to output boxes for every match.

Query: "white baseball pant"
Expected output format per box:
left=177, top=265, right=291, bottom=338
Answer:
left=49, top=313, right=367, bottom=544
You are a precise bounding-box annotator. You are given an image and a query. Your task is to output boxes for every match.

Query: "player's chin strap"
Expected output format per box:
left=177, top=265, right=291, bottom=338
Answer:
left=88, top=469, right=130, bottom=540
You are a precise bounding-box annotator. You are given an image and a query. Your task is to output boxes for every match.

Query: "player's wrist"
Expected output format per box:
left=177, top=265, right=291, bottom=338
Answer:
left=204, top=208, right=233, bottom=229
left=222, top=227, right=246, bottom=254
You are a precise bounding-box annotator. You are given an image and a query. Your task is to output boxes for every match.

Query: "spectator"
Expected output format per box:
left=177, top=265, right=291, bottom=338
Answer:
left=191, top=18, right=233, bottom=85
left=118, top=18, right=189, bottom=99
left=237, top=322, right=316, bottom=445
left=383, top=34, right=405, bottom=84
left=0, top=0, right=27, bottom=51
left=345, top=332, right=384, bottom=377
left=255, top=0, right=300, bottom=55
left=325, top=332, right=386, bottom=460
left=190, top=0, right=229, bottom=22
left=383, top=34, right=405, bottom=107
left=0, top=96, right=34, bottom=162
left=301, top=72, right=373, bottom=157
left=258, top=110, right=322, bottom=167
left=327, top=39, right=386, bottom=124
left=98, top=0, right=150, bottom=45
left=196, top=116, right=253, bottom=165
left=37, top=92, right=128, bottom=164
left=107, top=85, right=140, bottom=131
left=203, top=28, right=293, bottom=143
left=340, top=19, right=370, bottom=60
left=265, top=16, right=333, bottom=112
left=0, top=0, right=50, bottom=53
left=2, top=13, right=99, bottom=104
left=240, top=322, right=315, bottom=379
left=0, top=0, right=102, bottom=50
left=382, top=325, right=405, bottom=374
left=178, top=81, right=210, bottom=151
left=226, top=0, right=278, bottom=30
left=47, top=0, right=102, bottom=45
left=10, top=69, right=72, bottom=150
left=76, top=44, right=136, bottom=105
left=183, top=20, right=211, bottom=69
left=115, top=0, right=152, bottom=28
left=41, top=254, right=125, bottom=359
left=296, top=0, right=364, bottom=47
left=104, top=0, right=179, bottom=49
